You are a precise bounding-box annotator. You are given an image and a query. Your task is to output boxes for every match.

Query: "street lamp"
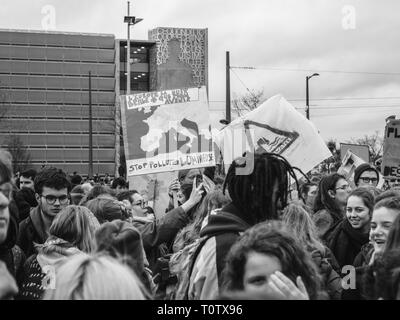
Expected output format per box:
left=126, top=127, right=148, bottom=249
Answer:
left=306, top=73, right=319, bottom=120
left=124, top=1, right=143, bottom=95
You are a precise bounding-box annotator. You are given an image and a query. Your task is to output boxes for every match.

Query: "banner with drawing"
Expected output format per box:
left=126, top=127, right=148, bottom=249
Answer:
left=214, top=94, right=332, bottom=177
left=120, top=86, right=215, bottom=176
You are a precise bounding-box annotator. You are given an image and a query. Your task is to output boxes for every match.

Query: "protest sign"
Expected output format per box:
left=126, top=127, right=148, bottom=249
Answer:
left=338, top=150, right=384, bottom=189
left=382, top=119, right=400, bottom=179
left=120, top=86, right=215, bottom=176
left=340, top=143, right=369, bottom=163
left=214, top=94, right=332, bottom=177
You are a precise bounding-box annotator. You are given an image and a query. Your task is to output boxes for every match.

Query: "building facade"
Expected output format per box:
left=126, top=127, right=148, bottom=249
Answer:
left=0, top=27, right=208, bottom=176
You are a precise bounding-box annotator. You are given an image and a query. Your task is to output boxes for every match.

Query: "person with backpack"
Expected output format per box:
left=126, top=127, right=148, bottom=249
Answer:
left=187, top=152, right=302, bottom=300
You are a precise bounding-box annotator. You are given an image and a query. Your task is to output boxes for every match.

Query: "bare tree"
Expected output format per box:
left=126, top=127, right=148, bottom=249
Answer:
left=347, top=131, right=383, bottom=164
left=232, top=89, right=265, bottom=117
left=4, top=135, right=31, bottom=173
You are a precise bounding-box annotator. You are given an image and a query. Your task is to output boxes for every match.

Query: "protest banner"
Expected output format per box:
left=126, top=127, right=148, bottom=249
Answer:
left=340, top=143, right=369, bottom=163
left=338, top=149, right=384, bottom=189
left=120, top=86, right=215, bottom=176
left=382, top=119, right=400, bottom=179
left=214, top=94, right=332, bottom=178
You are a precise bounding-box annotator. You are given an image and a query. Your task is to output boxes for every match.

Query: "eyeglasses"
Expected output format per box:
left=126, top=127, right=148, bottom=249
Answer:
left=335, top=184, right=350, bottom=191
left=360, top=177, right=378, bottom=183
left=132, top=200, right=148, bottom=209
left=41, top=194, right=69, bottom=205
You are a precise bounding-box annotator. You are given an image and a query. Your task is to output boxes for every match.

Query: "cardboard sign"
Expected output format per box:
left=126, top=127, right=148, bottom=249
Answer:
left=382, top=119, right=400, bottom=179
left=340, top=143, right=370, bottom=163
left=120, top=86, right=215, bottom=176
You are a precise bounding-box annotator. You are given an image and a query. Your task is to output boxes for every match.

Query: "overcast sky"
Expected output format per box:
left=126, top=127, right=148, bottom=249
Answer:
left=1, top=0, right=400, bottom=144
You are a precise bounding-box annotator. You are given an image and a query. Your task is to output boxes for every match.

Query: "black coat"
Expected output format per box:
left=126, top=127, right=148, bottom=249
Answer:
left=327, top=219, right=369, bottom=269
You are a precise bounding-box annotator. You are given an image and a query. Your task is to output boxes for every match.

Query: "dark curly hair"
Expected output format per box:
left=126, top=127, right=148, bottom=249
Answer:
left=223, top=152, right=305, bottom=223
left=34, top=167, right=71, bottom=195
left=221, top=221, right=325, bottom=300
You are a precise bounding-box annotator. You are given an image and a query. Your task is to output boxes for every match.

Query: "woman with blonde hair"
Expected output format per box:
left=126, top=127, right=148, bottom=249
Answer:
left=18, top=205, right=100, bottom=300
left=43, top=253, right=147, bottom=300
left=282, top=203, right=342, bottom=299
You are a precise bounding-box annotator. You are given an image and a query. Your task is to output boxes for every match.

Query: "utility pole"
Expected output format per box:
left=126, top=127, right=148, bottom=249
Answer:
left=306, top=73, right=319, bottom=120
left=126, top=1, right=131, bottom=94
left=226, top=51, right=231, bottom=124
left=88, top=71, right=93, bottom=178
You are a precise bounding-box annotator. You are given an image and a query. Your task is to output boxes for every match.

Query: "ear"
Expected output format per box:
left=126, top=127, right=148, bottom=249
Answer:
left=35, top=193, right=41, bottom=204
left=327, top=189, right=336, bottom=199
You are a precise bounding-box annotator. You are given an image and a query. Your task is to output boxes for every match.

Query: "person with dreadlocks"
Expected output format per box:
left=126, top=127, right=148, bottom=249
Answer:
left=187, top=151, right=302, bottom=300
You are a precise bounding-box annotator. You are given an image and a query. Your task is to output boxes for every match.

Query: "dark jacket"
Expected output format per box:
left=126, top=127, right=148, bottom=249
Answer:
left=17, top=206, right=49, bottom=259
left=0, top=209, right=26, bottom=292
left=14, top=188, right=37, bottom=222
left=327, top=219, right=370, bottom=269
left=312, top=208, right=344, bottom=243
left=188, top=203, right=251, bottom=299
left=132, top=206, right=190, bottom=271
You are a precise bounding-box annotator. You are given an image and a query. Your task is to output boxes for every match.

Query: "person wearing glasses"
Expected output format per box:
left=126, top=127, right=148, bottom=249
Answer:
left=17, top=168, right=71, bottom=258
left=354, top=163, right=380, bottom=188
left=312, top=173, right=352, bottom=243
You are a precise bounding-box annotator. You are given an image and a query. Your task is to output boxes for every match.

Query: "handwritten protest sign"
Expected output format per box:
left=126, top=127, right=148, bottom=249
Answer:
left=382, top=119, right=400, bottom=179
left=338, top=150, right=384, bottom=189
left=120, top=86, right=215, bottom=176
left=214, top=94, right=332, bottom=177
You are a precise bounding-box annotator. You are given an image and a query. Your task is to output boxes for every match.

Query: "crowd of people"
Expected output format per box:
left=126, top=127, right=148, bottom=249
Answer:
left=1, top=147, right=400, bottom=300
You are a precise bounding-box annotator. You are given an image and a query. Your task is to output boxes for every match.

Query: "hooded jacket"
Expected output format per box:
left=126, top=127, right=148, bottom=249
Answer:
left=17, top=206, right=49, bottom=259
left=18, top=237, right=82, bottom=300
left=188, top=203, right=250, bottom=300
left=327, top=219, right=370, bottom=269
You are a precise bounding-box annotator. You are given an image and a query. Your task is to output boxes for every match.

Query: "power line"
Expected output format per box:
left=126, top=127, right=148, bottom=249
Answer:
left=230, top=66, right=400, bottom=76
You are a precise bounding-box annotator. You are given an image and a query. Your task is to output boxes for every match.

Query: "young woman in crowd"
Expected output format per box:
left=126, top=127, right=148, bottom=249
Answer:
left=18, top=205, right=100, bottom=300
left=299, top=182, right=318, bottom=213
left=85, top=197, right=127, bottom=224
left=281, top=203, right=342, bottom=299
left=42, top=254, right=147, bottom=300
left=327, top=187, right=374, bottom=269
left=312, top=173, right=352, bottom=242
left=221, top=221, right=326, bottom=300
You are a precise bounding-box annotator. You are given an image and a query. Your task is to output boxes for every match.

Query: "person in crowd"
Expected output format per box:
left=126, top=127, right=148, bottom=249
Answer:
left=298, top=182, right=318, bottom=213
left=70, top=173, right=82, bottom=189
left=172, top=190, right=231, bottom=253
left=0, top=158, right=25, bottom=297
left=19, top=169, right=36, bottom=191
left=70, top=185, right=85, bottom=205
left=14, top=187, right=38, bottom=222
left=188, top=152, right=303, bottom=300
left=327, top=187, right=374, bottom=269
left=312, top=173, right=351, bottom=242
left=375, top=190, right=400, bottom=203
left=362, top=248, right=400, bottom=300
left=117, top=190, right=154, bottom=221
left=42, top=254, right=147, bottom=300
left=281, top=203, right=342, bottom=299
left=18, top=205, right=100, bottom=300
left=80, top=181, right=93, bottom=194
left=111, top=177, right=128, bottom=192
left=220, top=221, right=326, bottom=300
left=354, top=163, right=380, bottom=188
left=387, top=178, right=400, bottom=191
left=95, top=219, right=154, bottom=296
left=17, top=167, right=71, bottom=258
left=79, top=184, right=115, bottom=206
left=85, top=197, right=127, bottom=224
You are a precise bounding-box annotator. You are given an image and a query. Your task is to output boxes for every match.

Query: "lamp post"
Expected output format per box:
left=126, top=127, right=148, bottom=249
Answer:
left=306, top=73, right=319, bottom=120
left=124, top=1, right=143, bottom=95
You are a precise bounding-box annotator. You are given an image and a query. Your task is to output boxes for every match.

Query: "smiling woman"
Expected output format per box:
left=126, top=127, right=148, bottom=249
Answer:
left=327, top=187, right=375, bottom=268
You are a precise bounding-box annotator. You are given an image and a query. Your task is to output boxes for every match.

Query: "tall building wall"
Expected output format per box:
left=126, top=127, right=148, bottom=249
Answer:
left=148, top=27, right=208, bottom=91
left=0, top=29, right=116, bottom=175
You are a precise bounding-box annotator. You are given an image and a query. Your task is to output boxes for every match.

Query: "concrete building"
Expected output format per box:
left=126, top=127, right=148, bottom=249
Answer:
left=0, top=27, right=208, bottom=176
